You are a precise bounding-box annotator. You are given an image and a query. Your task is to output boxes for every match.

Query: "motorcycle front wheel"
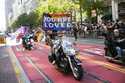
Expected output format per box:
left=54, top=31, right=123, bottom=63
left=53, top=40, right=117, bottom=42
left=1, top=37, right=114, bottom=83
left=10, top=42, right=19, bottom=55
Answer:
left=72, top=65, right=83, bottom=80
left=26, top=45, right=32, bottom=50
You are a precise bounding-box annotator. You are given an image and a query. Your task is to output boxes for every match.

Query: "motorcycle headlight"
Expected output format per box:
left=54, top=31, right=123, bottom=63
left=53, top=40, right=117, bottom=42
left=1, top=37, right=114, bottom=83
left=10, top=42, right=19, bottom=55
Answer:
left=27, top=42, right=30, bottom=44
left=66, top=49, right=76, bottom=55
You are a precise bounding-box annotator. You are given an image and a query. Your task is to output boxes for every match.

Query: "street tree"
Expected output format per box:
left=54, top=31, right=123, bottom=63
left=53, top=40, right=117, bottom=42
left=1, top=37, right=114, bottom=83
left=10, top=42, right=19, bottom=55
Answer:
left=34, top=0, right=78, bottom=26
left=11, top=13, right=29, bottom=29
left=72, top=0, right=106, bottom=23
left=11, top=0, right=78, bottom=29
left=11, top=12, right=39, bottom=29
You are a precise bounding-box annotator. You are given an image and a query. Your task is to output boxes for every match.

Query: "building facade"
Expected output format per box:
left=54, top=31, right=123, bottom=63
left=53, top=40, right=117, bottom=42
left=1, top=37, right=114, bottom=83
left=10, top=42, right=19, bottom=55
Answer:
left=5, top=0, right=37, bottom=29
left=0, top=0, right=7, bottom=32
left=112, top=0, right=125, bottom=22
left=118, top=0, right=125, bottom=22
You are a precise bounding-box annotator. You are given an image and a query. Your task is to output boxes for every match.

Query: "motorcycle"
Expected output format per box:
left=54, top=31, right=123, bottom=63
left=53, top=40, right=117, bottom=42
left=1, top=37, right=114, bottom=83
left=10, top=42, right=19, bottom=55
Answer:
left=22, top=34, right=33, bottom=50
left=48, top=38, right=83, bottom=80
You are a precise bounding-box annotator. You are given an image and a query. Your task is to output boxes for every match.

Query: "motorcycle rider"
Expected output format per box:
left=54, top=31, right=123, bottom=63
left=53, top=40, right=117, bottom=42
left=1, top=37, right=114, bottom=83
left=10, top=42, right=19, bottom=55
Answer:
left=47, top=30, right=59, bottom=64
left=49, top=30, right=67, bottom=66
left=22, top=32, right=34, bottom=50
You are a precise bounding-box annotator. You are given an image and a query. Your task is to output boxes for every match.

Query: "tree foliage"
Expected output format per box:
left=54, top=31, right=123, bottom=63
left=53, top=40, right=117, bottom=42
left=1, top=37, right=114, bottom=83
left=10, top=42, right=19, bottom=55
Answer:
left=11, top=13, right=29, bottom=28
left=11, top=12, right=39, bottom=29
left=12, top=0, right=79, bottom=29
left=72, top=0, right=106, bottom=22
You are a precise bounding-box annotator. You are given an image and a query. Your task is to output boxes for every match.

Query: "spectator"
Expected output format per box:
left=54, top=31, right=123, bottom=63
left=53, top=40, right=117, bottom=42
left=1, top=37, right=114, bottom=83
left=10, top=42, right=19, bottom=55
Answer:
left=73, top=26, right=78, bottom=41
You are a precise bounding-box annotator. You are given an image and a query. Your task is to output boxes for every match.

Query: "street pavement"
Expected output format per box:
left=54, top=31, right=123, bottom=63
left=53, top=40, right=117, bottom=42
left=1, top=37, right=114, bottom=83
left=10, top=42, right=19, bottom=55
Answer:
left=12, top=44, right=101, bottom=83
left=0, top=46, right=18, bottom=83
left=65, top=36, right=104, bottom=45
left=1, top=36, right=125, bottom=83
left=11, top=37, right=125, bottom=83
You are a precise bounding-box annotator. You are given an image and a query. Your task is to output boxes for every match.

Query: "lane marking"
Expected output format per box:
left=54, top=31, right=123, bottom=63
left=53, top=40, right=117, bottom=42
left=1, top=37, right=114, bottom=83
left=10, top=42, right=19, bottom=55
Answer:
left=16, top=46, right=21, bottom=52
left=81, top=48, right=104, bottom=56
left=41, top=44, right=125, bottom=74
left=9, top=47, right=30, bottom=83
left=36, top=44, right=110, bottom=83
left=24, top=54, right=53, bottom=83
left=85, top=72, right=111, bottom=83
left=41, top=44, right=104, bottom=56
left=21, top=44, right=112, bottom=83
left=78, top=56, right=125, bottom=74
left=38, top=44, right=110, bottom=82
left=39, top=44, right=125, bottom=77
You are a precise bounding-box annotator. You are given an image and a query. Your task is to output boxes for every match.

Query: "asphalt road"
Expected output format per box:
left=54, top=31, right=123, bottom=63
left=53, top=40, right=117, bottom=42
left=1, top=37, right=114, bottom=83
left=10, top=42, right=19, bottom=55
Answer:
left=11, top=37, right=125, bottom=83
left=65, top=37, right=104, bottom=45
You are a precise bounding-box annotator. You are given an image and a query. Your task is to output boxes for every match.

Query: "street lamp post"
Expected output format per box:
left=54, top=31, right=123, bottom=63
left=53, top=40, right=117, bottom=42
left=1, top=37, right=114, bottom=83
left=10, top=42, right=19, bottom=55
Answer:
left=79, top=1, right=82, bottom=29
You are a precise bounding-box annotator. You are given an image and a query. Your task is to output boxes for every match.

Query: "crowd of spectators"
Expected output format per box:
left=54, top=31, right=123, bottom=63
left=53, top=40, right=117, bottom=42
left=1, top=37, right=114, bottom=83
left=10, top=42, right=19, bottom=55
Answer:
left=67, top=20, right=125, bottom=40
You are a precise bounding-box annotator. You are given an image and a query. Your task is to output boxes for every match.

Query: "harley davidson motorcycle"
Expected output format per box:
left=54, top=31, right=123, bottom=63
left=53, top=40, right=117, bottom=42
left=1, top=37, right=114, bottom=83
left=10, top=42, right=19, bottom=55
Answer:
left=48, top=38, right=83, bottom=80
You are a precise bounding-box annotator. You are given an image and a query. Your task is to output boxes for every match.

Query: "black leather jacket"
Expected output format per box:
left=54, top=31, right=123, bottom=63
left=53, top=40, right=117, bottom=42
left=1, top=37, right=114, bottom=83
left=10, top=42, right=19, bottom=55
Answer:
left=113, top=30, right=125, bottom=49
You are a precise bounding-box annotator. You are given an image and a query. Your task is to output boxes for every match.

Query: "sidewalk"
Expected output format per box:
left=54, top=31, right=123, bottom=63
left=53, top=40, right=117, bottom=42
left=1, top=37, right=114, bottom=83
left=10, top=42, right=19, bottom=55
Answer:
left=8, top=46, right=30, bottom=83
left=0, top=36, right=31, bottom=83
left=0, top=46, right=18, bottom=83
left=0, top=45, right=30, bottom=83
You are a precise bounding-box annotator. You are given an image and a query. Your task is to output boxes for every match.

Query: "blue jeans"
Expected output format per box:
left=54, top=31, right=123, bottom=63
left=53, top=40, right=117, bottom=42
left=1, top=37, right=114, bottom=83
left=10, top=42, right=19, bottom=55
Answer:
left=116, top=47, right=122, bottom=57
